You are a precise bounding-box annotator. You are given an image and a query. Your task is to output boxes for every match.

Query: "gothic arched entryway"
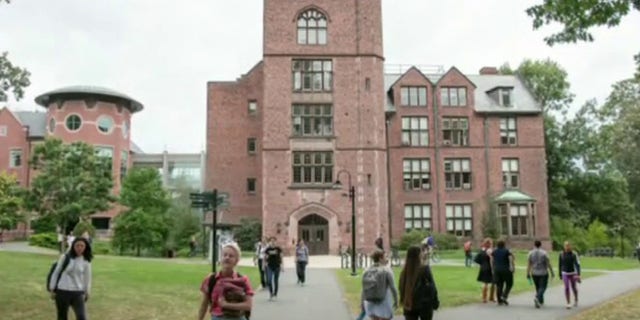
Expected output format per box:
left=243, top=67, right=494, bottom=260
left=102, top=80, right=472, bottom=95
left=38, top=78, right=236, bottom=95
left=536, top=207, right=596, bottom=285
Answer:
left=298, top=214, right=329, bottom=255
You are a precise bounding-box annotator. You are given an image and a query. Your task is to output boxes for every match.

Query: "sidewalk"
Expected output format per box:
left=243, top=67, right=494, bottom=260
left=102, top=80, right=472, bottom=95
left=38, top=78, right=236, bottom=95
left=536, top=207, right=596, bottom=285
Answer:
left=392, top=269, right=640, bottom=320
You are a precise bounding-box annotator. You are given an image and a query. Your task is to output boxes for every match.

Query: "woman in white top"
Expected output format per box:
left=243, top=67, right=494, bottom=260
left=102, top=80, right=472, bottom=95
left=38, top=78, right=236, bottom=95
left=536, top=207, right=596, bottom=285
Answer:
left=49, top=237, right=93, bottom=320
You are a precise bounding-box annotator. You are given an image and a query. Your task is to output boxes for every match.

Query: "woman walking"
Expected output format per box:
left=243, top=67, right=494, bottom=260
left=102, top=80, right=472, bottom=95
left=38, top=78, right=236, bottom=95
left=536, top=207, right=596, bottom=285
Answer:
left=198, top=242, right=254, bottom=320
left=475, top=238, right=495, bottom=303
left=361, top=250, right=398, bottom=320
left=295, top=239, right=309, bottom=285
left=399, top=246, right=439, bottom=320
left=559, top=241, right=581, bottom=309
left=48, top=237, right=93, bottom=320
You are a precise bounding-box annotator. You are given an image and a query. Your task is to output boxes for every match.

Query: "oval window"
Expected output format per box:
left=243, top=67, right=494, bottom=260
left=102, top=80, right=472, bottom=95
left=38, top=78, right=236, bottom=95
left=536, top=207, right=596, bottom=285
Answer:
left=49, top=118, right=56, bottom=133
left=65, top=114, right=82, bottom=131
left=97, top=116, right=114, bottom=134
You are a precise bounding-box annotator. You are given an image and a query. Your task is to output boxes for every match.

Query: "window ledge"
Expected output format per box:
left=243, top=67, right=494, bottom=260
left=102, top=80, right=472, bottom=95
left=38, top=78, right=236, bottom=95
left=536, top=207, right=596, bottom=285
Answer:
left=288, top=184, right=335, bottom=190
left=290, top=136, right=336, bottom=140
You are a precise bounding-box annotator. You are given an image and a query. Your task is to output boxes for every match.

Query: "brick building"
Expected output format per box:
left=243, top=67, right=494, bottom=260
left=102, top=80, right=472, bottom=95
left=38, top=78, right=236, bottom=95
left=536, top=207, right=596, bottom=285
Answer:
left=0, top=86, right=143, bottom=239
left=206, top=0, right=550, bottom=254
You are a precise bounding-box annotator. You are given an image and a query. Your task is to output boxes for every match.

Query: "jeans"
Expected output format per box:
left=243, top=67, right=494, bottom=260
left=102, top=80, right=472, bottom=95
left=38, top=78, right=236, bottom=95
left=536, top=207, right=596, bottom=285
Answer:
left=464, top=252, right=472, bottom=267
left=296, top=261, right=308, bottom=284
left=532, top=275, right=549, bottom=304
left=404, top=308, right=434, bottom=320
left=266, top=266, right=280, bottom=296
left=257, top=259, right=266, bottom=288
left=54, top=290, right=87, bottom=320
left=494, top=270, right=514, bottom=302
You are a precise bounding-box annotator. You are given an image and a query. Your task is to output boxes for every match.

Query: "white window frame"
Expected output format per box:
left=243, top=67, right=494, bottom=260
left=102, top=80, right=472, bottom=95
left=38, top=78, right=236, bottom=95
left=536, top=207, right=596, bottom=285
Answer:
left=445, top=204, right=473, bottom=237
left=9, top=149, right=22, bottom=168
left=404, top=204, right=432, bottom=231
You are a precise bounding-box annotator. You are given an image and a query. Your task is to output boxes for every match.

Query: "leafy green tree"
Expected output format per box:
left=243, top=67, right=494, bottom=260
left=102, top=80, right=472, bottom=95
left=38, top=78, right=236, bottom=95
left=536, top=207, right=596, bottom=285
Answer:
left=166, top=176, right=202, bottom=251
left=527, top=0, right=640, bottom=79
left=585, top=220, right=611, bottom=249
left=0, top=172, right=24, bottom=232
left=112, top=167, right=171, bottom=256
left=0, top=52, right=30, bottom=101
left=27, top=139, right=114, bottom=234
left=233, top=218, right=262, bottom=251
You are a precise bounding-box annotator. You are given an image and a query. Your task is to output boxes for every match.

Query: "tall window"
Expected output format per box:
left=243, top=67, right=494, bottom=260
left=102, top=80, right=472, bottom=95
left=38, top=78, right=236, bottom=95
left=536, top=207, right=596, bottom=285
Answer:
left=440, top=87, right=467, bottom=106
left=247, top=138, right=257, bottom=154
left=442, top=117, right=469, bottom=146
left=502, top=159, right=519, bottom=188
left=403, top=159, right=431, bottom=190
left=9, top=149, right=22, bottom=168
left=498, top=204, right=530, bottom=236
left=401, top=117, right=428, bottom=146
left=500, top=117, right=517, bottom=145
left=248, top=101, right=257, bottom=115
left=247, top=178, right=257, bottom=193
left=292, top=105, right=333, bottom=137
left=293, top=60, right=332, bottom=92
left=292, top=151, right=333, bottom=185
left=120, top=151, right=128, bottom=181
left=297, top=9, right=327, bottom=45
left=500, top=89, right=512, bottom=107
left=444, top=158, right=471, bottom=190
left=446, top=204, right=472, bottom=236
left=95, top=146, right=114, bottom=177
left=404, top=204, right=432, bottom=231
left=0, top=125, right=7, bottom=136
left=400, top=86, right=427, bottom=106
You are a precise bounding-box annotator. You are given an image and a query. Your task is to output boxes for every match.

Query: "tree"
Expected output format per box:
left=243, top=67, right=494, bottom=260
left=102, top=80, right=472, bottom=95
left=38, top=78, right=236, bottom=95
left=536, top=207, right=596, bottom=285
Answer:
left=112, top=167, right=171, bottom=256
left=527, top=0, right=640, bottom=79
left=0, top=172, right=24, bottom=232
left=166, top=176, right=201, bottom=252
left=233, top=218, right=262, bottom=251
left=0, top=52, right=31, bottom=101
left=27, top=139, right=115, bottom=234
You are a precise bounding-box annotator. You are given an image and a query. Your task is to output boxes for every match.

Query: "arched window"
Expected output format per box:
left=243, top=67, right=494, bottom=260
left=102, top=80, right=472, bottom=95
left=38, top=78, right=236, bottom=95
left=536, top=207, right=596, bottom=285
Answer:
left=297, top=9, right=327, bottom=45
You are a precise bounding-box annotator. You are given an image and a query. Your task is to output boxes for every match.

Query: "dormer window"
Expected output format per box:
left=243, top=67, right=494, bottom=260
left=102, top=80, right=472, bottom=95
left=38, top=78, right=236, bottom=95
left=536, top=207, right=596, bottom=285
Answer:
left=500, top=89, right=512, bottom=107
left=297, top=9, right=327, bottom=45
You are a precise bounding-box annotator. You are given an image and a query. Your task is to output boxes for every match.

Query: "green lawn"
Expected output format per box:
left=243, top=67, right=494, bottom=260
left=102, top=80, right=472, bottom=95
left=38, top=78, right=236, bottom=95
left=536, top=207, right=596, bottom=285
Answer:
left=0, top=252, right=260, bottom=320
left=336, top=265, right=601, bottom=314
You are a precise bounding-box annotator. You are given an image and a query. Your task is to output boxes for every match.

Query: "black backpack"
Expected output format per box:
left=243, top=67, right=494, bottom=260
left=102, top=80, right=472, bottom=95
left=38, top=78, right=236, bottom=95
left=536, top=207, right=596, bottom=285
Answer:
left=46, top=254, right=71, bottom=291
left=412, top=266, right=439, bottom=311
left=206, top=272, right=251, bottom=320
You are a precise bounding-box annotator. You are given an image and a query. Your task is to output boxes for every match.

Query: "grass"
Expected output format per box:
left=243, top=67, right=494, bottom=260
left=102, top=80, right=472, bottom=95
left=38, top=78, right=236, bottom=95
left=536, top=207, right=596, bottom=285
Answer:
left=0, top=251, right=260, bottom=320
left=571, top=289, right=640, bottom=320
left=336, top=265, right=600, bottom=314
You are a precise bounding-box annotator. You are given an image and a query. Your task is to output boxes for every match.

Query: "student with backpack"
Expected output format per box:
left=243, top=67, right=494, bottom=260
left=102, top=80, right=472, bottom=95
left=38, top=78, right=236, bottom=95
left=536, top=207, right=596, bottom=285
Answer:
left=48, top=237, right=93, bottom=320
left=399, top=246, right=439, bottom=320
left=474, top=238, right=495, bottom=303
left=361, top=250, right=398, bottom=320
left=198, top=242, right=254, bottom=320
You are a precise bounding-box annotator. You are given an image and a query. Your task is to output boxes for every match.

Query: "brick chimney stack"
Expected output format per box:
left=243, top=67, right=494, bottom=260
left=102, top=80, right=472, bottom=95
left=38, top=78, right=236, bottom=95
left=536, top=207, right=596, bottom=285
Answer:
left=479, top=66, right=499, bottom=75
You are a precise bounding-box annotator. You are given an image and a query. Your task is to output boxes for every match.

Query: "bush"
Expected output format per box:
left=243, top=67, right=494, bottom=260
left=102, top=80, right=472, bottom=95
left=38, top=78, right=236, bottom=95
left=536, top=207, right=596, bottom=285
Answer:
left=398, top=229, right=428, bottom=250
left=550, top=217, right=588, bottom=252
left=233, top=218, right=262, bottom=251
left=433, top=233, right=460, bottom=250
left=31, top=215, right=57, bottom=234
left=91, top=240, right=113, bottom=255
left=73, top=220, right=96, bottom=238
left=29, top=232, right=58, bottom=249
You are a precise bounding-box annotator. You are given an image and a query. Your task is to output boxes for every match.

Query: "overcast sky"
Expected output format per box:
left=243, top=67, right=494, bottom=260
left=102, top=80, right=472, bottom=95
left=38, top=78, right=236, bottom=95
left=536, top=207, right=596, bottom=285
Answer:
left=1, top=0, right=638, bottom=153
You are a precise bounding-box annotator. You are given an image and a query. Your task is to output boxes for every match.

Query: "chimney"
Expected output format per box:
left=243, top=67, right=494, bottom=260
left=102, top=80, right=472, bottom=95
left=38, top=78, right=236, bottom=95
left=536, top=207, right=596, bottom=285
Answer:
left=479, top=66, right=499, bottom=75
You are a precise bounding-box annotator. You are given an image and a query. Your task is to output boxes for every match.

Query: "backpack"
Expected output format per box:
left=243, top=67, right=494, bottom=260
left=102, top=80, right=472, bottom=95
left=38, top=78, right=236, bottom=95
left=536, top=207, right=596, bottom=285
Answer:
left=412, top=266, right=439, bottom=311
left=46, top=254, right=71, bottom=291
left=207, top=272, right=251, bottom=320
left=362, top=266, right=388, bottom=303
left=474, top=249, right=487, bottom=265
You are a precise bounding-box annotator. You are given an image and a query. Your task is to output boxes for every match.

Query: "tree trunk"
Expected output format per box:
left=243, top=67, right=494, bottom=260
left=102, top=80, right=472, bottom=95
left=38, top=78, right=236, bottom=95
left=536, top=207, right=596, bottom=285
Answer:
left=136, top=245, right=141, bottom=257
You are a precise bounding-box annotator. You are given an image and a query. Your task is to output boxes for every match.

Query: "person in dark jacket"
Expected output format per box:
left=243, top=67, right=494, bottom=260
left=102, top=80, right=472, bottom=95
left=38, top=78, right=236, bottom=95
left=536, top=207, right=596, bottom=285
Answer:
left=399, top=246, right=439, bottom=320
left=491, top=240, right=515, bottom=306
left=559, top=241, right=581, bottom=309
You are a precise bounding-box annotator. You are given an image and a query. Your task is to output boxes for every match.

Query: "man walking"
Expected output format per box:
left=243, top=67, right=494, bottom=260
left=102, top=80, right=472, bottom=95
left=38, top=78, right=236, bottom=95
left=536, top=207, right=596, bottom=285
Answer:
left=527, top=240, right=555, bottom=308
left=491, top=240, right=515, bottom=306
left=264, top=237, right=283, bottom=300
left=464, top=240, right=472, bottom=267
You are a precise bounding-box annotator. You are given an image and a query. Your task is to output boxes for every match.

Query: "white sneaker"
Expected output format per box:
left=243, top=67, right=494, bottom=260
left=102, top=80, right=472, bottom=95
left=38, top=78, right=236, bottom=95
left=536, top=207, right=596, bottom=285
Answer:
left=566, top=303, right=572, bottom=309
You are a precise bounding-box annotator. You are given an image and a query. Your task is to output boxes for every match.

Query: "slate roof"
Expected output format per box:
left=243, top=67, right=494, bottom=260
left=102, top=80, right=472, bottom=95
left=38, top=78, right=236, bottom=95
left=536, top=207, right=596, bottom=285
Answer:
left=14, top=111, right=47, bottom=138
left=35, top=85, right=144, bottom=113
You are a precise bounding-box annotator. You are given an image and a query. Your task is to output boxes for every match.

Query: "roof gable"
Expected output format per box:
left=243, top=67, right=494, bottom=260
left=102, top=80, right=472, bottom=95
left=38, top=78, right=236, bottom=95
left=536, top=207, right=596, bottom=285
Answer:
left=435, top=66, right=477, bottom=88
left=387, top=66, right=434, bottom=91
left=0, top=107, right=24, bottom=127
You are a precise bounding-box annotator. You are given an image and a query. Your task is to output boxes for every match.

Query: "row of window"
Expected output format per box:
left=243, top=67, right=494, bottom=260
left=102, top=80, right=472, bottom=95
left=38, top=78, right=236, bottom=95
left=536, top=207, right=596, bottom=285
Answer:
left=402, top=116, right=518, bottom=146
left=404, top=203, right=533, bottom=237
left=46, top=114, right=129, bottom=138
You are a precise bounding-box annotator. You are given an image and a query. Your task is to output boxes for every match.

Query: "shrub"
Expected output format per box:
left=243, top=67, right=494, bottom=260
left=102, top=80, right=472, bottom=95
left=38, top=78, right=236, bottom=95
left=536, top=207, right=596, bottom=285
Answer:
left=73, top=220, right=96, bottom=238
left=432, top=233, right=460, bottom=250
left=31, top=215, right=57, bottom=234
left=398, top=229, right=428, bottom=250
left=233, top=218, right=262, bottom=251
left=91, top=240, right=113, bottom=255
left=29, top=232, right=58, bottom=249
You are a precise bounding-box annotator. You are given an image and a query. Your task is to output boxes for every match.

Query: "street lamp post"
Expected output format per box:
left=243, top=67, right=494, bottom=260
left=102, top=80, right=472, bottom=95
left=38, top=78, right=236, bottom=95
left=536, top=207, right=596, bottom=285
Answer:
left=335, top=169, right=357, bottom=276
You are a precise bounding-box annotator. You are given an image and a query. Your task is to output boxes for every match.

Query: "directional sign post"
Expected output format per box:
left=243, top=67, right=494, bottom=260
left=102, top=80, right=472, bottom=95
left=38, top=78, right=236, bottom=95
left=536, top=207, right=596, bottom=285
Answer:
left=190, top=189, right=230, bottom=273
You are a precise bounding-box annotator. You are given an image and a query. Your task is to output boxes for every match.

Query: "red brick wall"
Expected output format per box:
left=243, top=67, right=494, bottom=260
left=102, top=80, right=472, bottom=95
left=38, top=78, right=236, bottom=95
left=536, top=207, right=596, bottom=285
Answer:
left=0, top=108, right=29, bottom=187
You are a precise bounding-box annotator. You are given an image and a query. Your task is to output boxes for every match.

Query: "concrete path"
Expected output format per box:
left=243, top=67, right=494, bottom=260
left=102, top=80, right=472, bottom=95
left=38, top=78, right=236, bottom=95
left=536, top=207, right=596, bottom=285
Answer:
left=392, top=269, right=640, bottom=320
left=0, top=240, right=58, bottom=254
left=250, top=267, right=352, bottom=320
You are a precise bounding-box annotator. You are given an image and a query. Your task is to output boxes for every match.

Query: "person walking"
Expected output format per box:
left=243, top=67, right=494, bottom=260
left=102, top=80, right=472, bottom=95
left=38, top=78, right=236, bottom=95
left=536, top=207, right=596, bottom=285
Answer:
left=491, top=240, right=515, bottom=306
left=375, top=236, right=384, bottom=251
left=559, top=241, right=581, bottom=309
left=254, top=238, right=266, bottom=290
left=361, top=250, right=398, bottom=320
left=264, top=237, right=283, bottom=300
left=463, top=240, right=472, bottom=267
left=48, top=237, right=93, bottom=320
left=198, top=242, right=254, bottom=320
left=399, top=246, right=439, bottom=320
left=295, top=239, right=309, bottom=286
left=527, top=240, right=555, bottom=308
left=475, top=238, right=495, bottom=303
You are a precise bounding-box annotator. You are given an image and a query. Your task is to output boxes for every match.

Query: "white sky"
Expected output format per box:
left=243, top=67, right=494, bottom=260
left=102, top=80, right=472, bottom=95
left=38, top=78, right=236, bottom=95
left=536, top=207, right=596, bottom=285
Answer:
left=1, top=0, right=638, bottom=153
